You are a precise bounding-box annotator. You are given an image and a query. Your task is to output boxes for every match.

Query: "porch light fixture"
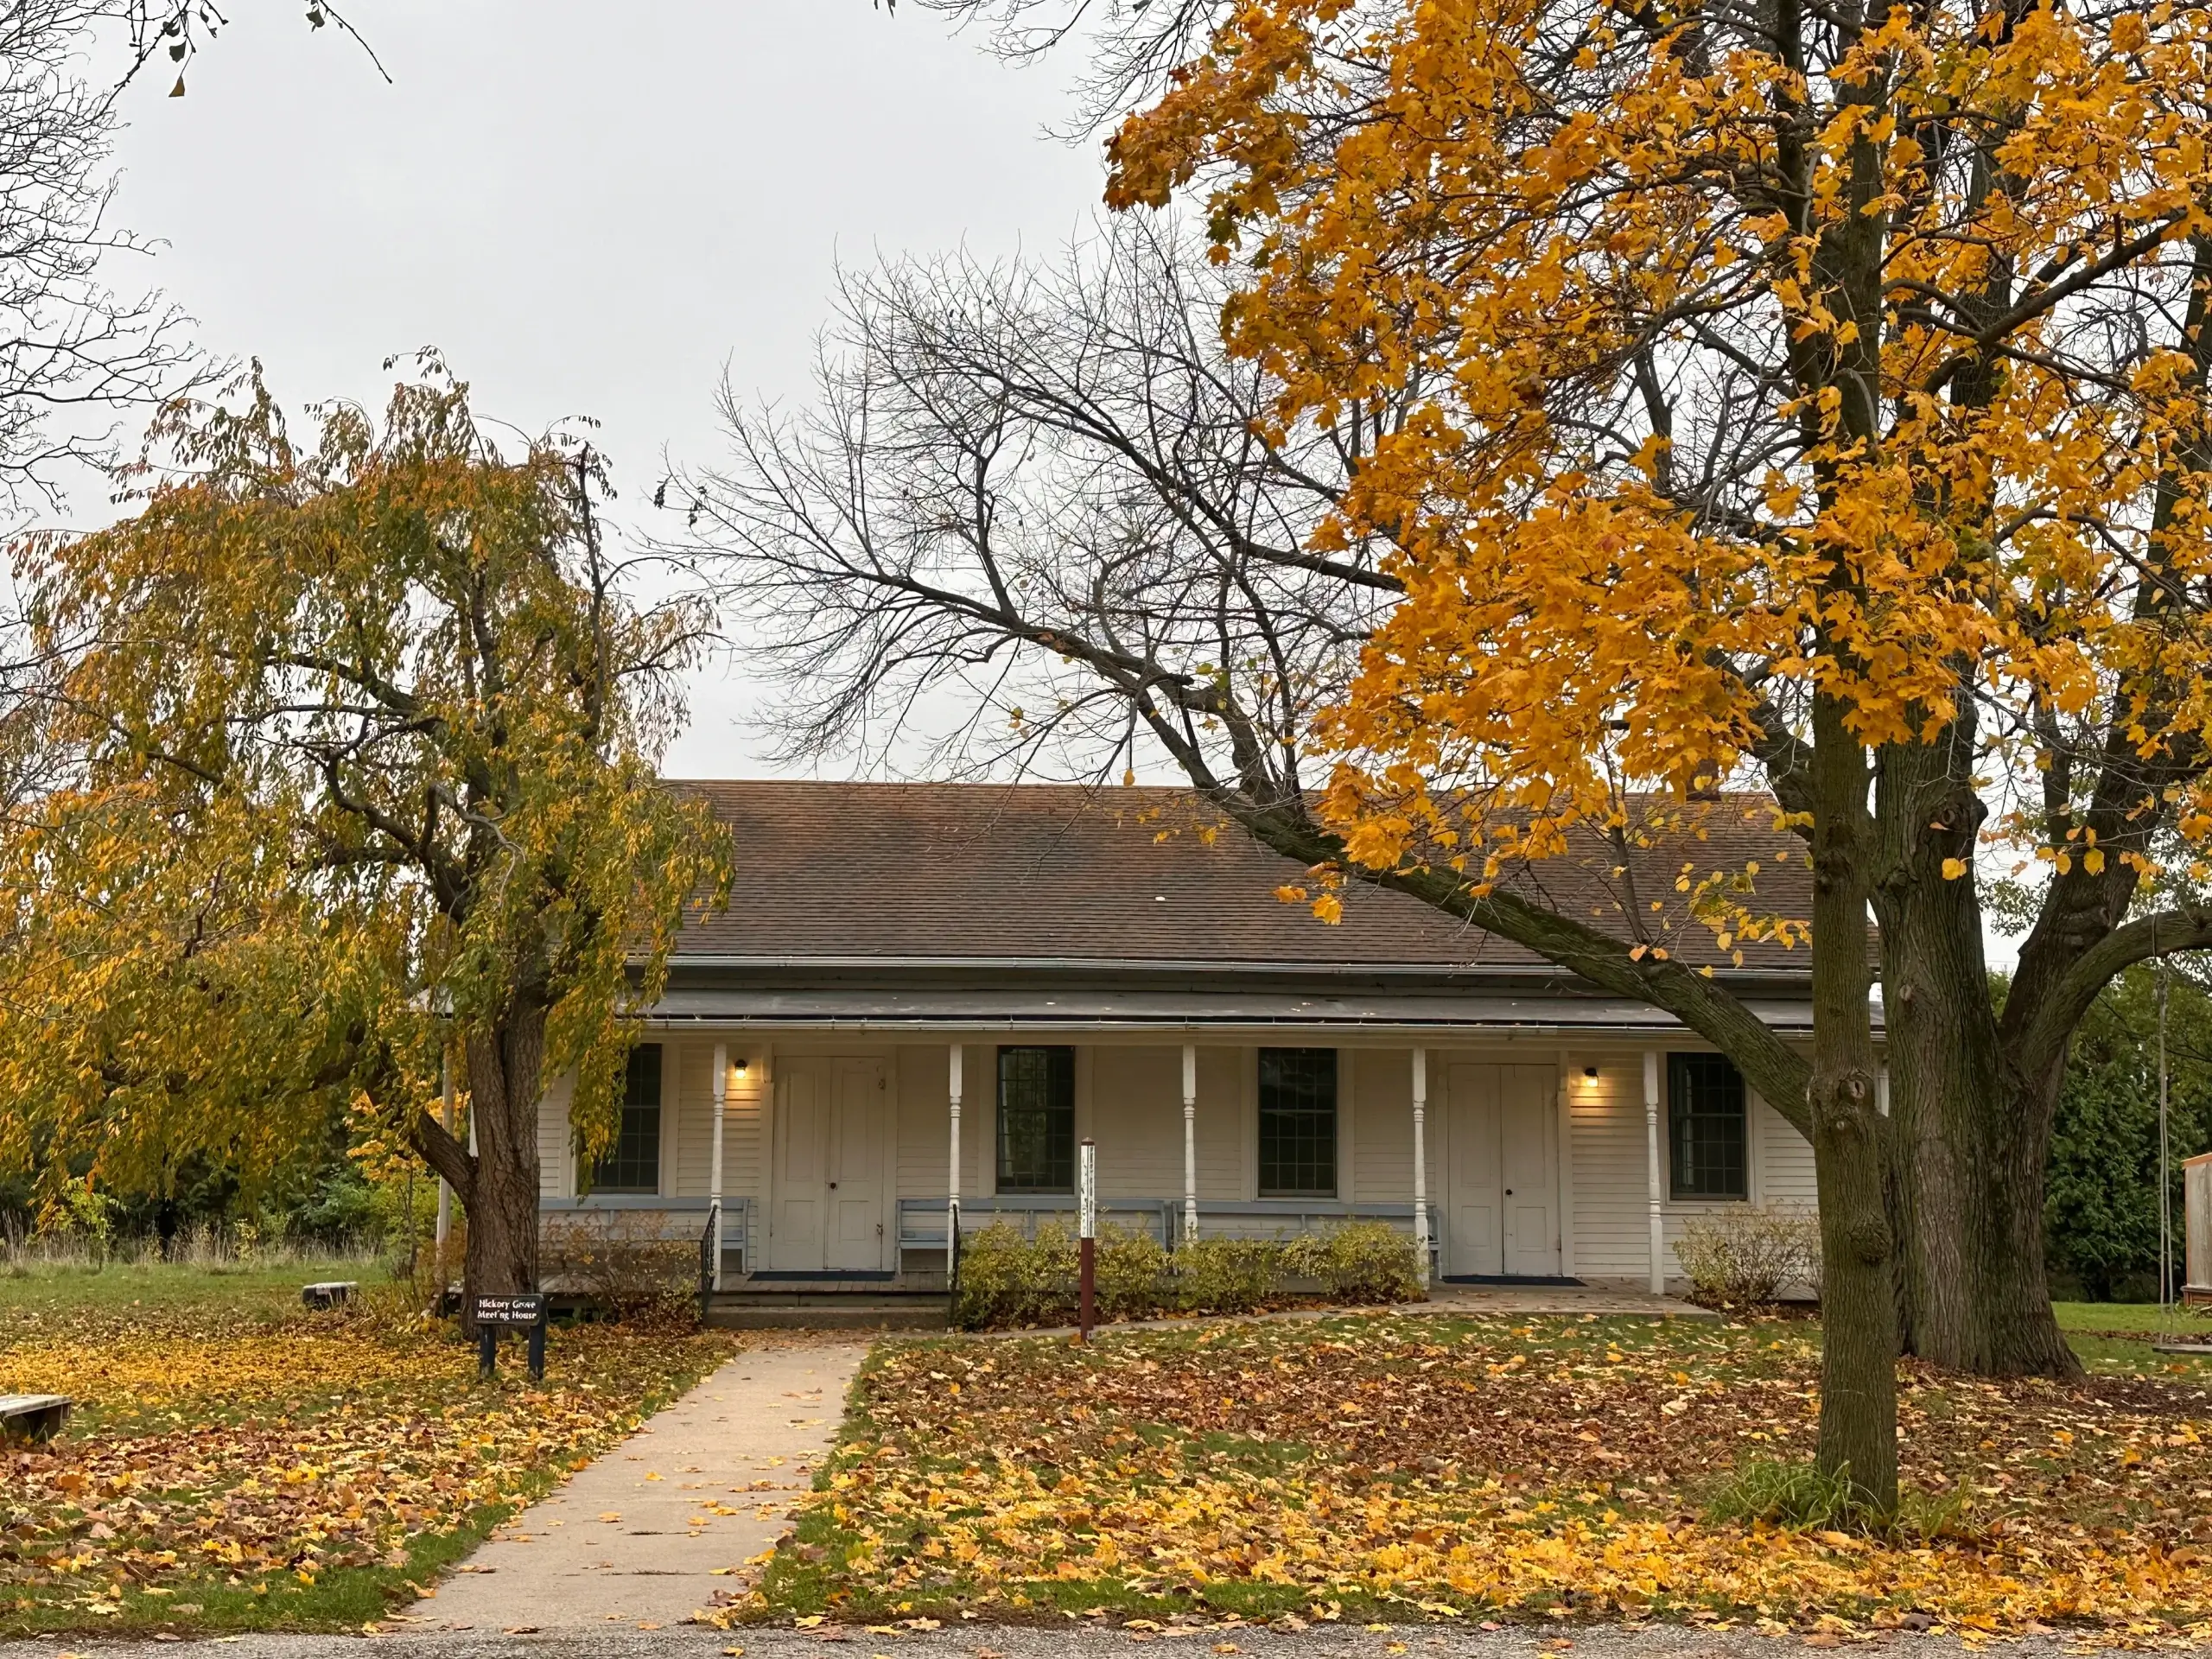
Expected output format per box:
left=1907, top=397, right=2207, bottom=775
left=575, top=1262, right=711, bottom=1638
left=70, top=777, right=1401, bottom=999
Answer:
left=1582, top=1065, right=1600, bottom=1084
left=730, top=1056, right=750, bottom=1080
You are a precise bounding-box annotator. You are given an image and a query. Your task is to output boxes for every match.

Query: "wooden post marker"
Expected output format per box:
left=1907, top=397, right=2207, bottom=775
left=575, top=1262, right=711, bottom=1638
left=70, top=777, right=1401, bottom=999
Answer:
left=1077, top=1138, right=1097, bottom=1342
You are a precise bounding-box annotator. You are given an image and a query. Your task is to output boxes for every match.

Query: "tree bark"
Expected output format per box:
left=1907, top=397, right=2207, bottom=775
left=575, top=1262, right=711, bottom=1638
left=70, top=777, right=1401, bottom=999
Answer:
left=410, top=988, right=548, bottom=1338
left=1873, top=734, right=2080, bottom=1376
left=1808, top=697, right=1899, bottom=1512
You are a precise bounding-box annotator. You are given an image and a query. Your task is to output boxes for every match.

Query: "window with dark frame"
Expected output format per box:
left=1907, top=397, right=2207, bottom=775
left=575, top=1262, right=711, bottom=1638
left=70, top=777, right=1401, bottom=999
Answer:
left=996, top=1046, right=1076, bottom=1193
left=592, top=1044, right=664, bottom=1194
left=1258, top=1047, right=1338, bottom=1198
left=1669, top=1051, right=1748, bottom=1200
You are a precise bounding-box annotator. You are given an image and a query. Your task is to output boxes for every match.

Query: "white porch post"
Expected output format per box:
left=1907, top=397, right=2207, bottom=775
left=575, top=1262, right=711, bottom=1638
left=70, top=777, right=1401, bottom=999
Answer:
left=1643, top=1050, right=1666, bottom=1295
left=709, top=1041, right=728, bottom=1291
left=948, top=1043, right=964, bottom=1258
left=1181, top=1043, right=1199, bottom=1247
left=1412, top=1047, right=1431, bottom=1288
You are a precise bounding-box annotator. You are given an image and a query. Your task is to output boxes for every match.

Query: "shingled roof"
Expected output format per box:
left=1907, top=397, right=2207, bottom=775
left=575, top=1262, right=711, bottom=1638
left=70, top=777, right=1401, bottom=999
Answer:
left=670, top=780, right=1812, bottom=978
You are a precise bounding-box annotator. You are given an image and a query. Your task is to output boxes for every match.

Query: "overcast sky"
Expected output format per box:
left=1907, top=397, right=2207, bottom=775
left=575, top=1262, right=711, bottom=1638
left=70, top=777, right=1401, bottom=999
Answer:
left=95, top=0, right=1104, bottom=777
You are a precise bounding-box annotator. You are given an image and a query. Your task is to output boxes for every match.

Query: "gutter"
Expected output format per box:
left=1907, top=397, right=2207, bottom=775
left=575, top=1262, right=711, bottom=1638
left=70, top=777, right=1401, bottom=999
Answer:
left=632, top=1014, right=1820, bottom=1039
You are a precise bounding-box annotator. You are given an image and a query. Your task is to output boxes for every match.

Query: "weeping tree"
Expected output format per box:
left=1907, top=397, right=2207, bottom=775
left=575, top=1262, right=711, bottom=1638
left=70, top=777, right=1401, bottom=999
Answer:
left=10, top=360, right=729, bottom=1305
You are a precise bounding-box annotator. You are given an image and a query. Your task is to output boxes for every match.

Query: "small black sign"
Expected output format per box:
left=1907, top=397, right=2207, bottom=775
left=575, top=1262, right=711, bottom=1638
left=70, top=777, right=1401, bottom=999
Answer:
left=473, top=1293, right=547, bottom=1327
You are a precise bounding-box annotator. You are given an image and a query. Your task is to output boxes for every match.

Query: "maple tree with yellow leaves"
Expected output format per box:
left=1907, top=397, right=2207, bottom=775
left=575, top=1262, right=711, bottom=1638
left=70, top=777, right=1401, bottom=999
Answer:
left=1084, top=0, right=2212, bottom=1507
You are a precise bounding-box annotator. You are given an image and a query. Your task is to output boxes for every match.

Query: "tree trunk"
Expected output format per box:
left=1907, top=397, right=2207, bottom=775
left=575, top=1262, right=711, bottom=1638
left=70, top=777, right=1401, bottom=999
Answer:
left=411, top=989, right=549, bottom=1339
left=460, top=996, right=547, bottom=1331
left=1873, top=734, right=2079, bottom=1377
left=1808, top=698, right=1899, bottom=1513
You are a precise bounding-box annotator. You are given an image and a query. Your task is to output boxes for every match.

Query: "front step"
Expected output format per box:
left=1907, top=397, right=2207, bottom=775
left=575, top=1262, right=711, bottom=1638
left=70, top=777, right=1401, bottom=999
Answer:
left=705, top=1295, right=949, bottom=1332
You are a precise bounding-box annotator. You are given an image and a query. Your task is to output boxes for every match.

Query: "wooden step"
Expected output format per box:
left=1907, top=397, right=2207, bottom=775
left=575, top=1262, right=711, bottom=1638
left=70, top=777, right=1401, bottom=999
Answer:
left=705, top=1297, right=948, bottom=1332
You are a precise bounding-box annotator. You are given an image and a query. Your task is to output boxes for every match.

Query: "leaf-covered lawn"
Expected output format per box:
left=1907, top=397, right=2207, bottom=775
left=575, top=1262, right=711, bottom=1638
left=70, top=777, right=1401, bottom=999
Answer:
left=751, top=1313, right=2212, bottom=1637
left=0, top=1273, right=734, bottom=1637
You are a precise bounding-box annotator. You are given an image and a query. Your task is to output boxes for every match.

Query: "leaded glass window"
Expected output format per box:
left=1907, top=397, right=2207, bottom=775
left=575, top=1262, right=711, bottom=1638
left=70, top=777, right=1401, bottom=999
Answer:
left=1258, top=1047, right=1338, bottom=1198
left=1669, top=1052, right=1748, bottom=1200
left=593, top=1044, right=664, bottom=1193
left=997, top=1046, right=1076, bottom=1193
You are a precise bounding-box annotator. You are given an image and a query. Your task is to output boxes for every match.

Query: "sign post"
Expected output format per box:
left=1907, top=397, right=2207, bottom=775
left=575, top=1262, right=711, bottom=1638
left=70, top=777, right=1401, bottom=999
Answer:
left=473, top=1293, right=549, bottom=1382
left=1077, top=1138, right=1097, bottom=1343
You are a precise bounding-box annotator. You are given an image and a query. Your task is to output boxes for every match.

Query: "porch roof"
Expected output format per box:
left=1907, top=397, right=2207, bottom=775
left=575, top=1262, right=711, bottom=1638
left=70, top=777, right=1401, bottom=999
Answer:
left=642, top=979, right=1817, bottom=1037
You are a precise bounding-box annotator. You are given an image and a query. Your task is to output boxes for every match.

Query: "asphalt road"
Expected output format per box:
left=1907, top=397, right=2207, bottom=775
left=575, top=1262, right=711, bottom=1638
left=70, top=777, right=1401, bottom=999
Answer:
left=0, top=1625, right=2137, bottom=1659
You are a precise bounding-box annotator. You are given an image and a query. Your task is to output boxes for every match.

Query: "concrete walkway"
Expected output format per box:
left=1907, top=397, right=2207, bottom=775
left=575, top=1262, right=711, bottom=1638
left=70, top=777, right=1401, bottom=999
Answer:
left=404, top=1338, right=865, bottom=1633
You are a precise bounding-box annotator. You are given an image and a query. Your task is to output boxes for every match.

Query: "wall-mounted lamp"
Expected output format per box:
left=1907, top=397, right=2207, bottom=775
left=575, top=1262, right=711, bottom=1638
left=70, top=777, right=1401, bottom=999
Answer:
left=1582, top=1065, right=1600, bottom=1084
left=730, top=1056, right=751, bottom=1081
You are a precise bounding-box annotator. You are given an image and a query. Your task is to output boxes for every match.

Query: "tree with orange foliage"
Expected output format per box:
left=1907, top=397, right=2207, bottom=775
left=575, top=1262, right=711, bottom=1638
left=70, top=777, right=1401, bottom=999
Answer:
left=1082, top=0, right=2212, bottom=1503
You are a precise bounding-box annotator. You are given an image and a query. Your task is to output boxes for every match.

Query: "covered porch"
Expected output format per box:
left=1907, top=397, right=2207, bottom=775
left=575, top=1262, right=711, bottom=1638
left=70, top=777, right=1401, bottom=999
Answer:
left=537, top=1025, right=1817, bottom=1300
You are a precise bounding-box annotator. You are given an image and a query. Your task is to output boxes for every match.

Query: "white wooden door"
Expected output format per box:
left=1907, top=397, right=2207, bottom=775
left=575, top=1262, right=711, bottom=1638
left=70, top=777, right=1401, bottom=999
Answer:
left=769, top=1059, right=830, bottom=1270
left=1499, top=1065, right=1560, bottom=1277
left=1446, top=1063, right=1560, bottom=1277
left=826, top=1057, right=890, bottom=1271
left=1446, top=1064, right=1503, bottom=1276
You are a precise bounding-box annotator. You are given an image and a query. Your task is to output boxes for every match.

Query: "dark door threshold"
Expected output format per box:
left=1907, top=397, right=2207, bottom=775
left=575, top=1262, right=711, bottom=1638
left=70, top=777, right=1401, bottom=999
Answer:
left=745, top=1269, right=898, bottom=1282
left=1440, top=1274, right=1587, bottom=1287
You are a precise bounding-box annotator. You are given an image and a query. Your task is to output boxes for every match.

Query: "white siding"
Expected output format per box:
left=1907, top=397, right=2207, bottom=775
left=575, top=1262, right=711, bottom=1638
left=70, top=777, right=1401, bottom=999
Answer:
left=1194, top=1046, right=1243, bottom=1200
left=1758, top=1096, right=1818, bottom=1205
left=1564, top=1049, right=1821, bottom=1288
left=894, top=1042, right=982, bottom=1200
left=1351, top=1047, right=1415, bottom=1207
left=537, top=1070, right=574, bottom=1198
left=1566, top=1056, right=1649, bottom=1280
left=1090, top=1046, right=1184, bottom=1197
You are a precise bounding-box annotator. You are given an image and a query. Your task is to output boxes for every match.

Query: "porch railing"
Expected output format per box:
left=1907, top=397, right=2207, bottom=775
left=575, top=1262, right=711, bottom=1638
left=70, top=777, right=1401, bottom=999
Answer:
left=696, top=1200, right=720, bottom=1324
left=539, top=1195, right=751, bottom=1283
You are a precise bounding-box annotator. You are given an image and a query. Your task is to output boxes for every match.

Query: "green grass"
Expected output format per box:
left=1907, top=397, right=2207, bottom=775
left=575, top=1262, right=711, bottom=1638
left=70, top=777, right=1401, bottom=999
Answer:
left=2050, top=1300, right=2212, bottom=1376
left=0, top=1256, right=385, bottom=1319
left=0, top=1257, right=733, bottom=1639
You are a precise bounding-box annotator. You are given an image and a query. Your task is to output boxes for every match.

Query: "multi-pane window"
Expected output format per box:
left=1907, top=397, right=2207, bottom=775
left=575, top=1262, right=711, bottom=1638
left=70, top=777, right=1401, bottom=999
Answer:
left=593, top=1044, right=664, bottom=1194
left=997, top=1046, right=1076, bottom=1193
left=1258, top=1047, right=1338, bottom=1198
left=1669, top=1052, right=1748, bottom=1200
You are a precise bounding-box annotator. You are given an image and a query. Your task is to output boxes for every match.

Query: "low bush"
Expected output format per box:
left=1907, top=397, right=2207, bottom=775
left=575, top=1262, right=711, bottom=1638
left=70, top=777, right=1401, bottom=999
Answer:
left=1281, top=1219, right=1424, bottom=1304
left=1170, top=1236, right=1277, bottom=1314
left=1673, top=1204, right=1821, bottom=1307
left=952, top=1222, right=1077, bottom=1329
left=950, top=1219, right=1425, bottom=1330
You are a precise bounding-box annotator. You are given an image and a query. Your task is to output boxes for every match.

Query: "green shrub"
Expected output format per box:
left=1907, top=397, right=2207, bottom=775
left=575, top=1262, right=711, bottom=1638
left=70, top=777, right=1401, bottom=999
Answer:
left=951, top=1218, right=1427, bottom=1331
left=1169, top=1236, right=1277, bottom=1313
left=953, top=1222, right=1077, bottom=1329
left=1281, top=1220, right=1424, bottom=1304
left=1096, top=1224, right=1169, bottom=1319
left=1672, top=1204, right=1821, bottom=1307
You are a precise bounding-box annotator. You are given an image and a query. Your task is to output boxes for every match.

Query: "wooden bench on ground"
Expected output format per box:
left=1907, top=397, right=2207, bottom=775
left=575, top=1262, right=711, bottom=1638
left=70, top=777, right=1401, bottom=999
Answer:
left=301, top=1281, right=359, bottom=1311
left=0, top=1395, right=73, bottom=1445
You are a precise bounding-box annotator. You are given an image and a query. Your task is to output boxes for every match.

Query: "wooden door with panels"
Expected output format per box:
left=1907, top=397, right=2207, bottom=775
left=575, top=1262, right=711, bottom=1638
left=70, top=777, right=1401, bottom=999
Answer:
left=1445, top=1062, right=1560, bottom=1278
left=770, top=1055, right=890, bottom=1271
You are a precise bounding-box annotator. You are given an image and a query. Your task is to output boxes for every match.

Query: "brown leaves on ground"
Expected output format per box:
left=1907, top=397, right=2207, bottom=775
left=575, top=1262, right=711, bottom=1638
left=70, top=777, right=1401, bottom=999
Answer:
left=0, top=1294, right=734, bottom=1631
left=753, top=1313, right=2212, bottom=1636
